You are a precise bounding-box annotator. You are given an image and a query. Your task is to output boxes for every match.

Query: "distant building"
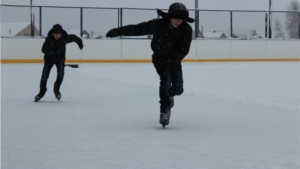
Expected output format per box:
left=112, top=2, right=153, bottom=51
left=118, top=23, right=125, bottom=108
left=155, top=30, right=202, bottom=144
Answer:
left=213, top=29, right=262, bottom=40
left=65, top=29, right=103, bottom=39
left=192, top=29, right=204, bottom=38
left=1, top=22, right=40, bottom=37
left=203, top=32, right=227, bottom=38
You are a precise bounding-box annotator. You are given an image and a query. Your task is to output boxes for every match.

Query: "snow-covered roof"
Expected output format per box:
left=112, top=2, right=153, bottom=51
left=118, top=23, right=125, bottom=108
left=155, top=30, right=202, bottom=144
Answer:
left=203, top=32, right=227, bottom=38
left=1, top=22, right=31, bottom=36
left=214, top=29, right=257, bottom=39
left=64, top=29, right=103, bottom=39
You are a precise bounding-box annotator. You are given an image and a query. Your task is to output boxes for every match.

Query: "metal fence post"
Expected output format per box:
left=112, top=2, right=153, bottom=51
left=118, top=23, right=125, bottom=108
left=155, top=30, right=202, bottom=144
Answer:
left=118, top=9, right=120, bottom=28
left=120, top=8, right=123, bottom=38
left=39, top=7, right=42, bottom=37
left=80, top=8, right=83, bottom=37
left=195, top=10, right=198, bottom=38
left=268, top=11, right=272, bottom=39
left=265, top=12, right=268, bottom=38
left=230, top=11, right=233, bottom=38
left=299, top=12, right=300, bottom=39
left=120, top=8, right=123, bottom=27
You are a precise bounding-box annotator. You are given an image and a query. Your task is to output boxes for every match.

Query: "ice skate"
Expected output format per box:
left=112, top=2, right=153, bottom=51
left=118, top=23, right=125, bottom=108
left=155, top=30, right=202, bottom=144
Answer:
left=35, top=95, right=42, bottom=102
left=55, top=93, right=61, bottom=101
left=54, top=89, right=61, bottom=101
left=34, top=87, right=47, bottom=102
left=159, top=112, right=171, bottom=128
left=54, top=84, right=61, bottom=101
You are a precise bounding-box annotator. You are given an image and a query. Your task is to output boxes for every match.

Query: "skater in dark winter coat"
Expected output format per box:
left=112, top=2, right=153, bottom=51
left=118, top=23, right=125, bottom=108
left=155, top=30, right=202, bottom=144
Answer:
left=106, top=2, right=194, bottom=126
left=35, top=24, right=83, bottom=102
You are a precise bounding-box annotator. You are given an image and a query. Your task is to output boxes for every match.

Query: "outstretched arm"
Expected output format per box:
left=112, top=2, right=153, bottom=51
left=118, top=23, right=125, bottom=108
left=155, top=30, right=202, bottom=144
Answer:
left=67, top=34, right=83, bottom=49
left=106, top=19, right=157, bottom=38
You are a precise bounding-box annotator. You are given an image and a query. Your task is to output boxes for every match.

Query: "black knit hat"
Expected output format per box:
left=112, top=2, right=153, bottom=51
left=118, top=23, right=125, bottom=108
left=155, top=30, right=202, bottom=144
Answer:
left=157, top=2, right=194, bottom=23
left=52, top=24, right=63, bottom=34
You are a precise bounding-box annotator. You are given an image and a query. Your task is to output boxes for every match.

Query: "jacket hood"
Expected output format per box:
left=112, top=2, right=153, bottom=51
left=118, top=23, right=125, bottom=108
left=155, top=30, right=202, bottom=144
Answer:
left=47, top=24, right=68, bottom=37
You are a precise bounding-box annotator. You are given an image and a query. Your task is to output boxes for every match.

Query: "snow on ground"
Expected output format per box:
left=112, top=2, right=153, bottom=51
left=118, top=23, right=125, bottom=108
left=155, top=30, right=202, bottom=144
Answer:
left=1, top=62, right=300, bottom=169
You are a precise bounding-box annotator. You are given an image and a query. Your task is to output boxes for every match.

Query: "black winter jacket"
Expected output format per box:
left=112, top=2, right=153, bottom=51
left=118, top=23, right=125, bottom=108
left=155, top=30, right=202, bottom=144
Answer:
left=42, top=29, right=82, bottom=62
left=117, top=18, right=193, bottom=61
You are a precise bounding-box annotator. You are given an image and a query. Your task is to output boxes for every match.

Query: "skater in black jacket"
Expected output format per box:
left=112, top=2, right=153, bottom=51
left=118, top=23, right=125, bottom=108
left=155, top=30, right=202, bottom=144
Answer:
left=106, top=2, right=194, bottom=126
left=35, top=24, right=83, bottom=102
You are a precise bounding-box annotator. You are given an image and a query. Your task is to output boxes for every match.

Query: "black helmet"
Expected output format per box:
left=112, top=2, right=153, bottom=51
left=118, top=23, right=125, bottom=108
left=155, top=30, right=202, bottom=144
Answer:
left=157, top=2, right=194, bottom=23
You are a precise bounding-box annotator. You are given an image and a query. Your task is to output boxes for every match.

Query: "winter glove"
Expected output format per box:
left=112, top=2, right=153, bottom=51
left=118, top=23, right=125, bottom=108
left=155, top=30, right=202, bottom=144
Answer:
left=78, top=42, right=83, bottom=50
left=106, top=28, right=120, bottom=38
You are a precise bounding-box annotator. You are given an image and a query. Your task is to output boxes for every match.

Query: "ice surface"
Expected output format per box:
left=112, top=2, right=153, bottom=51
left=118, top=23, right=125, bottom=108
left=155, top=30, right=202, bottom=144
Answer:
left=1, top=62, right=299, bottom=169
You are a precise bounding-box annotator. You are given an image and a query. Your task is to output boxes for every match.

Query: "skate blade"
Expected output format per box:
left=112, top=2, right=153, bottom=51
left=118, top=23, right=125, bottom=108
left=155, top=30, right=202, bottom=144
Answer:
left=34, top=97, right=41, bottom=102
left=55, top=95, right=61, bottom=101
left=160, top=120, right=169, bottom=128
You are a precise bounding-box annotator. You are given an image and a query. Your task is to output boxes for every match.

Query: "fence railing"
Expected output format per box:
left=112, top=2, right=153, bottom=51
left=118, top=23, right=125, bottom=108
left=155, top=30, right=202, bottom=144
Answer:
left=1, top=4, right=300, bottom=39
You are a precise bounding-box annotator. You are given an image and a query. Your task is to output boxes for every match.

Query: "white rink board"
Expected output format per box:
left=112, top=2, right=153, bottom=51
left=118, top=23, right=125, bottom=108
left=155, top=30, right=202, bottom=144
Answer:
left=1, top=38, right=300, bottom=60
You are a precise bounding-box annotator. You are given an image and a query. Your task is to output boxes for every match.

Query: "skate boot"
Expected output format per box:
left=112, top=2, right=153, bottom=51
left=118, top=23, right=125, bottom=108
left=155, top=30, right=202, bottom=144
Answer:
left=159, top=111, right=171, bottom=128
left=54, top=84, right=61, bottom=101
left=170, top=96, right=174, bottom=108
left=35, top=87, right=47, bottom=102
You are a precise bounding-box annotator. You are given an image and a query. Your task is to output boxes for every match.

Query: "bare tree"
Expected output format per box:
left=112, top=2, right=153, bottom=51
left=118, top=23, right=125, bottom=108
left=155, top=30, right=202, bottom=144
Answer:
left=285, top=0, right=300, bottom=38
left=274, top=18, right=285, bottom=38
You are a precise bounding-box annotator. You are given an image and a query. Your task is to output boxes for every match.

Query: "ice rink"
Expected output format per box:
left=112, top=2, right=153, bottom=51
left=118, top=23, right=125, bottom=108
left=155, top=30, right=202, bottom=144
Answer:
left=1, top=62, right=300, bottom=169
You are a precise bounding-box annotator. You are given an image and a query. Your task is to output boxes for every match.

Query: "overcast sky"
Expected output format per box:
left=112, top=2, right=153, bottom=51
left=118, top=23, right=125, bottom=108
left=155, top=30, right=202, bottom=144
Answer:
left=1, top=0, right=298, bottom=38
left=1, top=0, right=297, bottom=11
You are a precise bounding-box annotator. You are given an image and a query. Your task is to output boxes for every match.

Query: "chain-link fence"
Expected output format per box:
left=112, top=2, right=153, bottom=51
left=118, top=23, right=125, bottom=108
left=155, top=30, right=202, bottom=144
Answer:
left=1, top=5, right=300, bottom=39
